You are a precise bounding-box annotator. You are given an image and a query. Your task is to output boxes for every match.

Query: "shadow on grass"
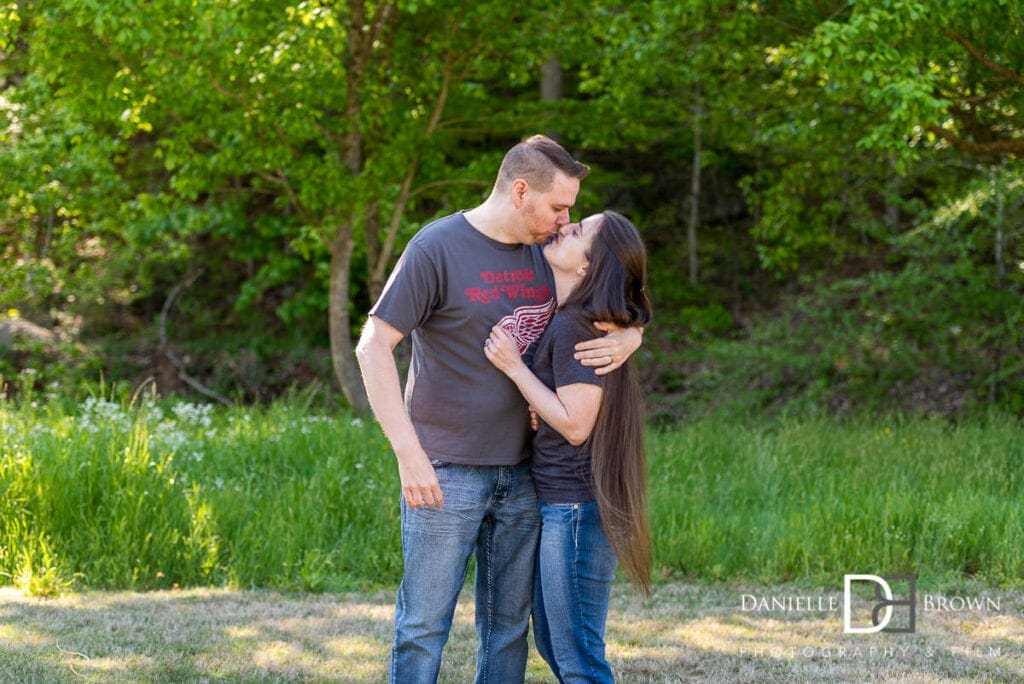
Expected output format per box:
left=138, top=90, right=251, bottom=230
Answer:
left=0, top=583, right=1021, bottom=682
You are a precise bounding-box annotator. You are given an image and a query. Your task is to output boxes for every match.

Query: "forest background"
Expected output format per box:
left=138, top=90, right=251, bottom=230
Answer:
left=2, top=0, right=1023, bottom=420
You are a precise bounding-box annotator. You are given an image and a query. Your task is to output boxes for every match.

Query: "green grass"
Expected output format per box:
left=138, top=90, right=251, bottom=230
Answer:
left=1, top=395, right=1023, bottom=594
left=649, top=415, right=1024, bottom=588
left=0, top=395, right=402, bottom=594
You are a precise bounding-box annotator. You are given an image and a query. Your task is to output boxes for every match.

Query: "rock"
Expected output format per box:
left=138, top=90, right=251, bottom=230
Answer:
left=0, top=318, right=57, bottom=350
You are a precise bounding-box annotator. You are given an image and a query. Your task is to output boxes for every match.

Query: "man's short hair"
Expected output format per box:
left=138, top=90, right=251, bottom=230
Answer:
left=496, top=134, right=590, bottom=192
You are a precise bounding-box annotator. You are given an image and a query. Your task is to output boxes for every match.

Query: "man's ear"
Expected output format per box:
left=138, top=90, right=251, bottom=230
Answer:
left=511, top=179, right=529, bottom=208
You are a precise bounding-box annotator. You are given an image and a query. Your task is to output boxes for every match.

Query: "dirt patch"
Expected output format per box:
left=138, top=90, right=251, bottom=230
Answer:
left=0, top=582, right=1020, bottom=682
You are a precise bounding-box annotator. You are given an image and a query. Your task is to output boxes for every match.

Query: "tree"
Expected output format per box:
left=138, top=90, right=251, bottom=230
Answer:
left=4, top=0, right=581, bottom=409
left=747, top=0, right=1024, bottom=270
left=744, top=0, right=1024, bottom=408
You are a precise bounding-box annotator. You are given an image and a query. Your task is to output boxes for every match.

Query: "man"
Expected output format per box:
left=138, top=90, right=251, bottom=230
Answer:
left=356, top=135, right=642, bottom=683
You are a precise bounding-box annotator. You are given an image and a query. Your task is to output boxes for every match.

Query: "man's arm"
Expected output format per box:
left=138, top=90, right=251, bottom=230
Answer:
left=355, top=316, right=443, bottom=509
left=486, top=326, right=602, bottom=446
left=573, top=322, right=644, bottom=376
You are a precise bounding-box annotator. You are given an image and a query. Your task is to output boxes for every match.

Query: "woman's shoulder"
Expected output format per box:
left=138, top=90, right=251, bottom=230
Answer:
left=551, top=307, right=600, bottom=341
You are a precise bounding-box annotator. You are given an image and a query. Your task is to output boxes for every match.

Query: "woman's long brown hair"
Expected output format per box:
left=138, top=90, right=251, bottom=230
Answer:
left=562, top=210, right=653, bottom=595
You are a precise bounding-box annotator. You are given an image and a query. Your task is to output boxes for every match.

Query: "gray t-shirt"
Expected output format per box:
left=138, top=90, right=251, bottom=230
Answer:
left=528, top=309, right=605, bottom=503
left=369, top=212, right=556, bottom=465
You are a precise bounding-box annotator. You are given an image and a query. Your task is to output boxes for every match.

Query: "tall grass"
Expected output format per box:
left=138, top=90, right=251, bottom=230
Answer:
left=0, top=394, right=401, bottom=594
left=1, top=395, right=1022, bottom=594
left=649, top=415, right=1024, bottom=588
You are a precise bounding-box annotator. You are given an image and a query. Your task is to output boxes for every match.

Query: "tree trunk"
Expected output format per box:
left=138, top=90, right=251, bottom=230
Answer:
left=989, top=164, right=1007, bottom=404
left=363, top=202, right=384, bottom=303
left=369, top=57, right=452, bottom=300
left=884, top=156, right=900, bottom=234
left=329, top=1, right=393, bottom=412
left=329, top=220, right=370, bottom=413
left=541, top=55, right=563, bottom=101
left=688, top=81, right=702, bottom=287
left=993, top=164, right=1005, bottom=278
left=541, top=55, right=563, bottom=140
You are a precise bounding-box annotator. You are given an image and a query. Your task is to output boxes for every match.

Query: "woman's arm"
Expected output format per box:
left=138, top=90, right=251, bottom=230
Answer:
left=485, top=326, right=602, bottom=446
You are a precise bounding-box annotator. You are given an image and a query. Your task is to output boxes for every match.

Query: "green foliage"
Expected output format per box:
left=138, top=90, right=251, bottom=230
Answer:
left=649, top=415, right=1024, bottom=586
left=2, top=0, right=603, bottom=403
left=2, top=0, right=1023, bottom=416
left=2, top=399, right=1022, bottom=591
left=743, top=0, right=1024, bottom=271
left=0, top=312, right=104, bottom=402
left=0, top=395, right=401, bottom=592
left=669, top=252, right=1024, bottom=420
left=11, top=535, right=78, bottom=598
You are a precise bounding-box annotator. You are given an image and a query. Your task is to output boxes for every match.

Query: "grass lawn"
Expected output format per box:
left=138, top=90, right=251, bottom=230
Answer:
left=3, top=399, right=1023, bottom=680
left=1, top=581, right=1020, bottom=682
left=4, top=400, right=1023, bottom=593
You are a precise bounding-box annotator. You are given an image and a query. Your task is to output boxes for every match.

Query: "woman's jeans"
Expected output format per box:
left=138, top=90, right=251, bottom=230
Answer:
left=389, top=461, right=539, bottom=684
left=533, top=500, right=618, bottom=684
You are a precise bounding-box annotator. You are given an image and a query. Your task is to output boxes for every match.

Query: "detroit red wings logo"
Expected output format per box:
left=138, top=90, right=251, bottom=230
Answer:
left=498, top=300, right=556, bottom=353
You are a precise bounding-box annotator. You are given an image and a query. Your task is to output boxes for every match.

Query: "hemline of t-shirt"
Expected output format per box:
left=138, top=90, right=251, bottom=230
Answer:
left=366, top=311, right=411, bottom=338
left=535, top=489, right=597, bottom=505
left=426, top=453, right=530, bottom=467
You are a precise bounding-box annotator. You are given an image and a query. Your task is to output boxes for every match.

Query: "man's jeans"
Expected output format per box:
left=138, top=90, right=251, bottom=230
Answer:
left=533, top=500, right=618, bottom=684
left=389, top=461, right=539, bottom=684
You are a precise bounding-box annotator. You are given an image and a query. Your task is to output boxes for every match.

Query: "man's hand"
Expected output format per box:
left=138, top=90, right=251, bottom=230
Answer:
left=397, top=449, right=444, bottom=509
left=573, top=322, right=643, bottom=376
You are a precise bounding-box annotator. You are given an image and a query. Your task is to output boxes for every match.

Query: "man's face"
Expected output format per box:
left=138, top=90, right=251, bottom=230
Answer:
left=520, top=171, right=580, bottom=245
left=543, top=214, right=600, bottom=274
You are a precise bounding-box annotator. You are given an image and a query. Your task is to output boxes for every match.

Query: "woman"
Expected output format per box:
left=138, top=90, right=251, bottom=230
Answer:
left=484, top=210, right=653, bottom=683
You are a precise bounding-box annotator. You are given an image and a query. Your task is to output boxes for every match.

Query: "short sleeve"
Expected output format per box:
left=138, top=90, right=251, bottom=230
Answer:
left=369, top=242, right=441, bottom=336
left=550, top=315, right=605, bottom=389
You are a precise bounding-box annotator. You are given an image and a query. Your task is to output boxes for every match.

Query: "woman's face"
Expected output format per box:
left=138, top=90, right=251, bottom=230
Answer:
left=544, top=213, right=601, bottom=275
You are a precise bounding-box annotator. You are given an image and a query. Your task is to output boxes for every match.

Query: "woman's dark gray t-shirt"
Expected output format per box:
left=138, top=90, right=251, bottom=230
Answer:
left=528, top=310, right=606, bottom=503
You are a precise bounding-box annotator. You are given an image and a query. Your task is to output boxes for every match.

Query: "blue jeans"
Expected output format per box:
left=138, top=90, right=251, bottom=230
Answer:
left=533, top=500, right=618, bottom=684
left=389, top=461, right=539, bottom=684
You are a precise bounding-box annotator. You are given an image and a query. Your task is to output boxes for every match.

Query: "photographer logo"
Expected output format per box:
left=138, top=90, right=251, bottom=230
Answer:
left=843, top=574, right=917, bottom=634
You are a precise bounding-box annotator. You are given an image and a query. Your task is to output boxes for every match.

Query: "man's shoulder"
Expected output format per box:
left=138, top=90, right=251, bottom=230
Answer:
left=410, top=212, right=469, bottom=246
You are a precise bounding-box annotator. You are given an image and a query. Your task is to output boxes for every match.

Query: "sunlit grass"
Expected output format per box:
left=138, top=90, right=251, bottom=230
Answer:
left=1, top=583, right=1021, bottom=682
left=1, top=395, right=401, bottom=593
left=1, top=395, right=1023, bottom=594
